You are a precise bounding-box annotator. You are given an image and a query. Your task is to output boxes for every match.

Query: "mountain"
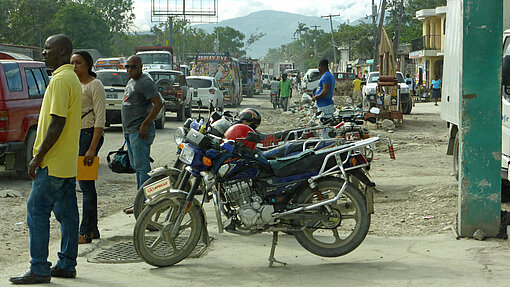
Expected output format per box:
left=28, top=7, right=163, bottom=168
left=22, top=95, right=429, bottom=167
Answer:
left=192, top=10, right=344, bottom=59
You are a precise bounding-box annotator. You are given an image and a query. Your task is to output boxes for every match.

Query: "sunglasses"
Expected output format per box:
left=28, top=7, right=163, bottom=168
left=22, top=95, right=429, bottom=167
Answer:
left=125, top=65, right=138, bottom=69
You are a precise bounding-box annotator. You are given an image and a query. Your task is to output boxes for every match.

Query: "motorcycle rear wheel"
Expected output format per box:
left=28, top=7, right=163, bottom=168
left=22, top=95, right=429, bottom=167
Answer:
left=293, top=178, right=370, bottom=257
left=133, top=196, right=203, bottom=267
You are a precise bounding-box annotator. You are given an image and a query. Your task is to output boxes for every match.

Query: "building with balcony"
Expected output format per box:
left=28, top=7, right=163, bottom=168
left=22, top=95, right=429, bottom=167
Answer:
left=409, top=6, right=446, bottom=88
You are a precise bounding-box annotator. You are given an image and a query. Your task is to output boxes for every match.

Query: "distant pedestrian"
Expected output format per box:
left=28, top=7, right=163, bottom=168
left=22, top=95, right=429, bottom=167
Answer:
left=405, top=74, right=415, bottom=97
left=352, top=75, right=362, bottom=105
left=269, top=77, right=280, bottom=109
left=122, top=55, right=162, bottom=214
left=431, top=74, right=442, bottom=106
left=279, top=73, right=292, bottom=111
left=312, top=59, right=336, bottom=138
left=70, top=51, right=106, bottom=244
left=10, top=34, right=82, bottom=284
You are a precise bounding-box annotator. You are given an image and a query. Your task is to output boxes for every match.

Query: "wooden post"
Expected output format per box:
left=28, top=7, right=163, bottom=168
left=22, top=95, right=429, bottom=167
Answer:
left=459, top=0, right=502, bottom=237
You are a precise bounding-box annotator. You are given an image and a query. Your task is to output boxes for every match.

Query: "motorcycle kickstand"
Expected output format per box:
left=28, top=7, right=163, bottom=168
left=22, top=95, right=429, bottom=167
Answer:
left=268, top=232, right=287, bottom=267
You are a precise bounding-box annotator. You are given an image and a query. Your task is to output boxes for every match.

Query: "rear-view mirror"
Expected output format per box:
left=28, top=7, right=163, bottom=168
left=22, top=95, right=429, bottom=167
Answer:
left=503, top=54, right=510, bottom=86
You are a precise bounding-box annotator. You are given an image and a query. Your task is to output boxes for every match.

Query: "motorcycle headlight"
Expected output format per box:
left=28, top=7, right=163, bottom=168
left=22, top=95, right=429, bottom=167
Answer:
left=179, top=144, right=195, bottom=165
left=174, top=127, right=186, bottom=146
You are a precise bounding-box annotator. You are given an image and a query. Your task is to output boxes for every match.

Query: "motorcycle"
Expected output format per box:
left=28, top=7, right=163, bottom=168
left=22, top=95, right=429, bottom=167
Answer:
left=132, top=106, right=379, bottom=218
left=132, top=126, right=395, bottom=267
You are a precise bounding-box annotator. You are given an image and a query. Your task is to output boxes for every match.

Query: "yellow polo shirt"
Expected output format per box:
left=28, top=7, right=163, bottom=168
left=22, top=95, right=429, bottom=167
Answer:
left=353, top=78, right=362, bottom=91
left=33, top=64, right=82, bottom=178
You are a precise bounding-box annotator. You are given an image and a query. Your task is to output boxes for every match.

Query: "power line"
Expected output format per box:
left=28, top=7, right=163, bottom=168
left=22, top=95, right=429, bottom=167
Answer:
left=321, top=14, right=341, bottom=71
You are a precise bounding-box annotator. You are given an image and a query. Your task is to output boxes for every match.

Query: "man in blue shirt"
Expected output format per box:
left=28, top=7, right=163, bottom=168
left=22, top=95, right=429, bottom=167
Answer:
left=312, top=59, right=336, bottom=137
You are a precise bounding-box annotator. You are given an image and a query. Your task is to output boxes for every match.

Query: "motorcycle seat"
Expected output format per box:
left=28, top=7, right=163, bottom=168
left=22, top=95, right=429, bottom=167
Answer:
left=262, top=141, right=336, bottom=160
left=269, top=144, right=351, bottom=177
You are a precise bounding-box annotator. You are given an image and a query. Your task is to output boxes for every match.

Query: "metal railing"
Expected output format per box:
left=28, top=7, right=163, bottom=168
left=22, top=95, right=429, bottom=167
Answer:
left=411, top=35, right=442, bottom=51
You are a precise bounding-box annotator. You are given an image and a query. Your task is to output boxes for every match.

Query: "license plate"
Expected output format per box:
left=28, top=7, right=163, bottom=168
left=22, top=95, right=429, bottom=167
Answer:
left=106, top=93, right=118, bottom=99
left=346, top=132, right=361, bottom=141
left=143, top=177, right=171, bottom=198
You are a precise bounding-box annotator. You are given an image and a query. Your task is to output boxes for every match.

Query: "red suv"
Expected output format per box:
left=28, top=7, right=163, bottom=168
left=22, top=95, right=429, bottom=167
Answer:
left=0, top=59, right=48, bottom=176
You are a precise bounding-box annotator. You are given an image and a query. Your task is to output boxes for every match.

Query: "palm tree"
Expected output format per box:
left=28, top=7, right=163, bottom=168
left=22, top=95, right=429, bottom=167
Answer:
left=293, top=22, right=309, bottom=39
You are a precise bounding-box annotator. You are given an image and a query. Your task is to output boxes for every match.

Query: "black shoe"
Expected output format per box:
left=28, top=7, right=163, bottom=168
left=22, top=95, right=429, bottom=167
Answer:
left=9, top=270, right=51, bottom=284
left=50, top=266, right=76, bottom=278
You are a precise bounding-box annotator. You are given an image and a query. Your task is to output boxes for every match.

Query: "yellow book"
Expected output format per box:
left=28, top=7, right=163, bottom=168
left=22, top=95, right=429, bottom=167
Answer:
left=77, top=156, right=99, bottom=181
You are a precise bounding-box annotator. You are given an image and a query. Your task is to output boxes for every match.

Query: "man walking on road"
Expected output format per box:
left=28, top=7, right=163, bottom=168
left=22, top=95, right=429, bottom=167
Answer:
left=9, top=34, right=82, bottom=284
left=279, top=73, right=292, bottom=111
left=269, top=77, right=280, bottom=109
left=352, top=75, right=362, bottom=106
left=121, top=56, right=162, bottom=214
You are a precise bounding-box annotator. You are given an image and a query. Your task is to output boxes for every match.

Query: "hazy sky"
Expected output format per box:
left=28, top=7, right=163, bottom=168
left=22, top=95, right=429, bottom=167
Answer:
left=132, top=0, right=373, bottom=31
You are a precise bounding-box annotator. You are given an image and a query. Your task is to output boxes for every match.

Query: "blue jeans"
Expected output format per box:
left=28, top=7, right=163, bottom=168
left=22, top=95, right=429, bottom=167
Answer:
left=124, top=129, right=155, bottom=189
left=27, top=167, right=78, bottom=276
left=318, top=104, right=335, bottom=139
left=78, top=127, right=104, bottom=236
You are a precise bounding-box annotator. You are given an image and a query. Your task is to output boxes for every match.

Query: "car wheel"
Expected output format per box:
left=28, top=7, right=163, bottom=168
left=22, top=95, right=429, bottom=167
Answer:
left=401, top=94, right=412, bottom=114
left=16, top=128, right=36, bottom=178
left=177, top=104, right=186, bottom=122
left=185, top=104, right=192, bottom=118
left=155, top=106, right=165, bottom=129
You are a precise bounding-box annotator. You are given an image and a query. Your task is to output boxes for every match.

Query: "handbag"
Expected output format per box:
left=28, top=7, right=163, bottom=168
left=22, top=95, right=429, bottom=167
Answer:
left=107, top=141, right=135, bottom=174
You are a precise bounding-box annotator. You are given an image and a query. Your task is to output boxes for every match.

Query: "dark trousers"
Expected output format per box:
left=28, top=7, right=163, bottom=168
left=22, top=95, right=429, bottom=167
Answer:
left=78, top=127, right=104, bottom=236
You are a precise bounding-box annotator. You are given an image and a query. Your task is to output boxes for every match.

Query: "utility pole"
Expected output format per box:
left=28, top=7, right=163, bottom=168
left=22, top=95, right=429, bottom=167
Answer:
left=311, top=25, right=320, bottom=58
left=374, top=0, right=387, bottom=70
left=393, top=0, right=404, bottom=66
left=371, top=0, right=377, bottom=68
left=321, top=14, right=341, bottom=72
left=168, top=16, right=174, bottom=47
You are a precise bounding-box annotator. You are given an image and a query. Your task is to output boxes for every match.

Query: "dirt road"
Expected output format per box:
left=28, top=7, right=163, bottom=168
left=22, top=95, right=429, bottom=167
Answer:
left=0, top=90, right=508, bottom=273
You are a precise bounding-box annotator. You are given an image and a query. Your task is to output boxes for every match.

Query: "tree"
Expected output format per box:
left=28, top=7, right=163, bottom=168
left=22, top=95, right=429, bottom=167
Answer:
left=293, top=22, right=309, bottom=39
left=213, top=26, right=246, bottom=56
left=84, top=0, right=135, bottom=54
left=52, top=2, right=112, bottom=55
left=245, top=29, right=266, bottom=51
left=4, top=0, right=66, bottom=47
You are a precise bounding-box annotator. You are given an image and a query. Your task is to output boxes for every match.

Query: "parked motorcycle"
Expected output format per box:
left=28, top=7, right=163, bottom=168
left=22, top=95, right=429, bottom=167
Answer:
left=132, top=124, right=395, bottom=267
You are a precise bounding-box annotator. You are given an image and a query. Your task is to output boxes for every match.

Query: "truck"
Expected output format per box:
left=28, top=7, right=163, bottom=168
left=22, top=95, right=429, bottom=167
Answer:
left=135, top=46, right=173, bottom=70
left=239, top=57, right=255, bottom=97
left=191, top=53, right=243, bottom=107
left=278, top=62, right=294, bottom=76
left=441, top=0, right=510, bottom=199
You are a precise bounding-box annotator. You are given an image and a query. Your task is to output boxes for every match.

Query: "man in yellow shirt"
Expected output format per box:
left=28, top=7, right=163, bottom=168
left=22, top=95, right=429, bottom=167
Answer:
left=352, top=75, right=362, bottom=106
left=10, top=34, right=82, bottom=284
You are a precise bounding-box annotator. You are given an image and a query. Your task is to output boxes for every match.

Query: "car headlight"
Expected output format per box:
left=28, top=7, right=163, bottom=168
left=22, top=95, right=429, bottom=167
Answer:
left=367, top=87, right=376, bottom=94
left=174, top=127, right=186, bottom=146
left=401, top=86, right=410, bottom=93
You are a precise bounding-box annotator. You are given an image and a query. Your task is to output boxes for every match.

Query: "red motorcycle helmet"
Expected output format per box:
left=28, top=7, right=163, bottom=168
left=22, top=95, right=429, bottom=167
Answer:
left=224, top=124, right=257, bottom=149
left=235, top=108, right=261, bottom=130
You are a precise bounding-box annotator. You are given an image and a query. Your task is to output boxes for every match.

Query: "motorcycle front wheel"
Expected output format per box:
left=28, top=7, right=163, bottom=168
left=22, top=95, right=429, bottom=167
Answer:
left=133, top=167, right=191, bottom=219
left=133, top=195, right=203, bottom=267
left=293, top=178, right=370, bottom=257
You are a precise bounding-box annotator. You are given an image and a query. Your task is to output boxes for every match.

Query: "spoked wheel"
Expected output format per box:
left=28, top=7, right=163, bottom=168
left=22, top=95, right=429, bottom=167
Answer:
left=133, top=168, right=191, bottom=219
left=293, top=178, right=370, bottom=257
left=133, top=196, right=203, bottom=267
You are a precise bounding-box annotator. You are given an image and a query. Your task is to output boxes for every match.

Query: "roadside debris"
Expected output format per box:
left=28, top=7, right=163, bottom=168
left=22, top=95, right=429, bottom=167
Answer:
left=473, top=229, right=486, bottom=241
left=0, top=189, right=22, bottom=198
